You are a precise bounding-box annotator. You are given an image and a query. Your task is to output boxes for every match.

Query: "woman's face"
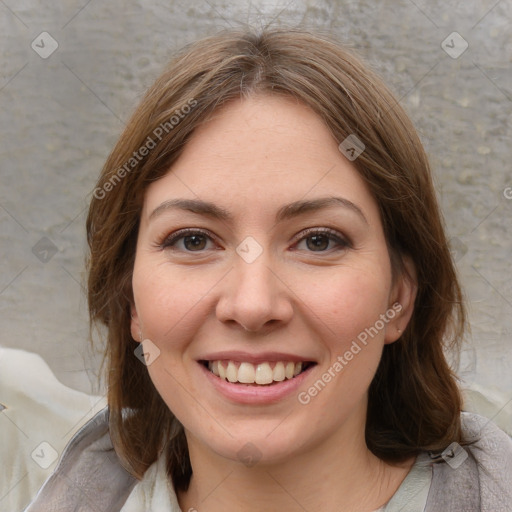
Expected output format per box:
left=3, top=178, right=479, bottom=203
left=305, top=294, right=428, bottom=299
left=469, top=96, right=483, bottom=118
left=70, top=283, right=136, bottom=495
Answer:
left=131, top=95, right=415, bottom=465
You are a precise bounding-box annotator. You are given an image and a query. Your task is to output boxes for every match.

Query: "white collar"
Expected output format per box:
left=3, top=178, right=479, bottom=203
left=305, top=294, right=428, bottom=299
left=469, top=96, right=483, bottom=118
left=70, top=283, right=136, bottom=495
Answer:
left=120, top=454, right=182, bottom=511
left=119, top=452, right=431, bottom=512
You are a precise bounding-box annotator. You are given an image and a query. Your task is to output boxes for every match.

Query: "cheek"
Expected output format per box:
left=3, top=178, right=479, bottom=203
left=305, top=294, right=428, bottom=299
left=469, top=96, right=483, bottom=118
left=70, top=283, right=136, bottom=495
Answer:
left=132, top=261, right=213, bottom=345
left=295, top=263, right=392, bottom=345
left=294, top=273, right=390, bottom=414
left=131, top=262, right=213, bottom=416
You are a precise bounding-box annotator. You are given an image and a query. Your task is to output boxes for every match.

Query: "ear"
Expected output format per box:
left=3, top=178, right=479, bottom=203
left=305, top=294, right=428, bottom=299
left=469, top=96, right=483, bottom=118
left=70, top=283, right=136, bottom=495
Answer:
left=384, top=255, right=417, bottom=345
left=130, top=303, right=142, bottom=343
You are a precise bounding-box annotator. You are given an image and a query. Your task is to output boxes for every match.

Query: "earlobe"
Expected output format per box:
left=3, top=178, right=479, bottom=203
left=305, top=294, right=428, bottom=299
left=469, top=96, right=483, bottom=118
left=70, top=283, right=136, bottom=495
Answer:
left=130, top=304, right=142, bottom=342
left=384, top=256, right=417, bottom=345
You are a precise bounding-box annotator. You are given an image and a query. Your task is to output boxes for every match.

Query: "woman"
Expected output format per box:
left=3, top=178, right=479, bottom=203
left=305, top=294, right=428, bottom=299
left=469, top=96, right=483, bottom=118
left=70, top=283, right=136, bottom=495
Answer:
left=26, top=27, right=511, bottom=511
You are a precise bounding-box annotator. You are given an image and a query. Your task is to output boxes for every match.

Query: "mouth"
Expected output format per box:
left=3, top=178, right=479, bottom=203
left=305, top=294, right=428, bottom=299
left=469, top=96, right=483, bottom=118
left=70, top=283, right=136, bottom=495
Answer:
left=200, top=359, right=317, bottom=386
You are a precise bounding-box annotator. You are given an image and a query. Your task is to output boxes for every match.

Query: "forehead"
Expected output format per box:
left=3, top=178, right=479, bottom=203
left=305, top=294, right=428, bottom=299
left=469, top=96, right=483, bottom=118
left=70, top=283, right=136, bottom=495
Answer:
left=142, top=95, right=380, bottom=224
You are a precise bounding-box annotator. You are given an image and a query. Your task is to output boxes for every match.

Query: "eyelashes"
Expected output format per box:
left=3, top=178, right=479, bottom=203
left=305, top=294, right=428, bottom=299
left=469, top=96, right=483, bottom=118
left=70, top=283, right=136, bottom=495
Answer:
left=159, top=227, right=351, bottom=254
left=292, top=227, right=350, bottom=252
left=161, top=228, right=218, bottom=252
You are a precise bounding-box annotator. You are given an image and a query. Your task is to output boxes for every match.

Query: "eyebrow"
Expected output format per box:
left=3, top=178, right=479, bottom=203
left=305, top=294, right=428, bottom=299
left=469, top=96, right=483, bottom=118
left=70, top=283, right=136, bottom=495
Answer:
left=149, top=196, right=368, bottom=225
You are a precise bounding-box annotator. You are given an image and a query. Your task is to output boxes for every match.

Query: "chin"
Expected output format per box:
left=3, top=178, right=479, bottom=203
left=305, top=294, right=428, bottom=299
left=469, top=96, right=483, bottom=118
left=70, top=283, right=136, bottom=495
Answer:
left=188, top=418, right=316, bottom=468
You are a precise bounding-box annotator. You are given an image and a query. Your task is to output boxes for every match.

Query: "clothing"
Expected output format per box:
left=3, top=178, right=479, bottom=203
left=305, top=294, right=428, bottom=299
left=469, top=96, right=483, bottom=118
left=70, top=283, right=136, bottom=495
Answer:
left=0, top=347, right=106, bottom=512
left=118, top=448, right=433, bottom=512
left=25, top=408, right=512, bottom=511
left=379, top=452, right=432, bottom=511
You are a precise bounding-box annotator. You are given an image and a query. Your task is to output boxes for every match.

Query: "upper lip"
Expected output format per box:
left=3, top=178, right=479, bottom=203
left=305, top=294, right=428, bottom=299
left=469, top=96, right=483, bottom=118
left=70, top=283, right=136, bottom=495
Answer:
left=198, top=351, right=316, bottom=364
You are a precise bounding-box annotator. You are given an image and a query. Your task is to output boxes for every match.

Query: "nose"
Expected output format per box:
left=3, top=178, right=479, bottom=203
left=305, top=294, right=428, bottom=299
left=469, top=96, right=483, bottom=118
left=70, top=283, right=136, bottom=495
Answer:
left=215, top=251, right=294, bottom=333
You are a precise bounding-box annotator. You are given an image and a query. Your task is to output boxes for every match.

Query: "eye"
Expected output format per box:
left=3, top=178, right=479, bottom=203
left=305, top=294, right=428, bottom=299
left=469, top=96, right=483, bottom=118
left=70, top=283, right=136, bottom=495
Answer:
left=294, top=228, right=350, bottom=252
left=161, top=229, right=217, bottom=252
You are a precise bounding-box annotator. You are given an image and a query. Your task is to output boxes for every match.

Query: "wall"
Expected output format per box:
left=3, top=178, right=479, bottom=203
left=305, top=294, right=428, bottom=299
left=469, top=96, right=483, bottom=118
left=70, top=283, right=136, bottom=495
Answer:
left=1, top=0, right=511, bottom=412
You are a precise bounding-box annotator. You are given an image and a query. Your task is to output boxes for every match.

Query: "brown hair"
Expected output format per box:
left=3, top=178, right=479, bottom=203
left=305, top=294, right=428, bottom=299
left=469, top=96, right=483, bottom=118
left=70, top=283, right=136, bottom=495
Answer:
left=86, top=27, right=465, bottom=491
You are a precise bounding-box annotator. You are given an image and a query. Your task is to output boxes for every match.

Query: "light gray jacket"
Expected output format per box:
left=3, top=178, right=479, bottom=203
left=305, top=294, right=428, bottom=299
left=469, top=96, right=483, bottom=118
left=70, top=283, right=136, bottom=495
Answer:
left=25, top=408, right=512, bottom=511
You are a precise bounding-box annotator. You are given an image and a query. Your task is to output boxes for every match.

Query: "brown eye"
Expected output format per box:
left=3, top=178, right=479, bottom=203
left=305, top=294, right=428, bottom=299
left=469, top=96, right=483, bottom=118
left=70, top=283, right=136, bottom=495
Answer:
left=182, top=234, right=208, bottom=251
left=161, top=229, right=216, bottom=252
left=294, top=228, right=350, bottom=253
left=306, top=234, right=330, bottom=251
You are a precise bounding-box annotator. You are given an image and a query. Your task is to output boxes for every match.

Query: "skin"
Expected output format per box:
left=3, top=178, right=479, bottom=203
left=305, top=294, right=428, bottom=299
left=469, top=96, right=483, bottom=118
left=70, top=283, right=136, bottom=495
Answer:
left=130, top=95, right=417, bottom=512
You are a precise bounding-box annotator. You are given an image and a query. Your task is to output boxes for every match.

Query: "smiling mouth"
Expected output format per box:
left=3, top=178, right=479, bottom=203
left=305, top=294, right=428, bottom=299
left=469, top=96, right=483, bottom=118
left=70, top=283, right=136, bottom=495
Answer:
left=200, top=360, right=316, bottom=386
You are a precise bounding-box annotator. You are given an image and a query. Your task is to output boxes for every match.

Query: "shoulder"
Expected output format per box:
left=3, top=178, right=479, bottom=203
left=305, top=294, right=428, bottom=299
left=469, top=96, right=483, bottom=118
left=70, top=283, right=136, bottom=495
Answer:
left=0, top=347, right=107, bottom=511
left=425, top=412, right=512, bottom=512
left=463, top=412, right=512, bottom=510
left=25, top=407, right=137, bottom=511
left=461, top=410, right=512, bottom=456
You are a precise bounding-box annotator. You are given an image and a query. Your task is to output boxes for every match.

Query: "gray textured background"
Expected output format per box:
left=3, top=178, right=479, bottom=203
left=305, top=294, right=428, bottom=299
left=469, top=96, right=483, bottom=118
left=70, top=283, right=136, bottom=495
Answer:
left=1, top=0, right=511, bottom=406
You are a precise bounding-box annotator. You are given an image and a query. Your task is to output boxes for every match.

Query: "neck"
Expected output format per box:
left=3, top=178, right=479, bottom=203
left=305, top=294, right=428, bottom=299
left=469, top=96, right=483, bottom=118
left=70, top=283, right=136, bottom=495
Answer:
left=177, top=411, right=414, bottom=512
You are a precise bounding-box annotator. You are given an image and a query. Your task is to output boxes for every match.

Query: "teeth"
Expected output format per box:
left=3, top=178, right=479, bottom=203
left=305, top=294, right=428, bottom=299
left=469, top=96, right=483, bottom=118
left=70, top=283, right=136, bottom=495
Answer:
left=255, top=362, right=273, bottom=384
left=238, top=362, right=256, bottom=383
left=226, top=361, right=238, bottom=383
left=207, top=360, right=308, bottom=385
left=285, top=362, right=295, bottom=379
left=273, top=362, right=285, bottom=382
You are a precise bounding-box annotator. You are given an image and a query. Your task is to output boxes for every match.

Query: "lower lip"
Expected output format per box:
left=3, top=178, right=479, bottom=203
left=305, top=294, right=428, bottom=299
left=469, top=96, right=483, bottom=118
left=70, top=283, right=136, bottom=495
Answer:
left=198, top=362, right=315, bottom=405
